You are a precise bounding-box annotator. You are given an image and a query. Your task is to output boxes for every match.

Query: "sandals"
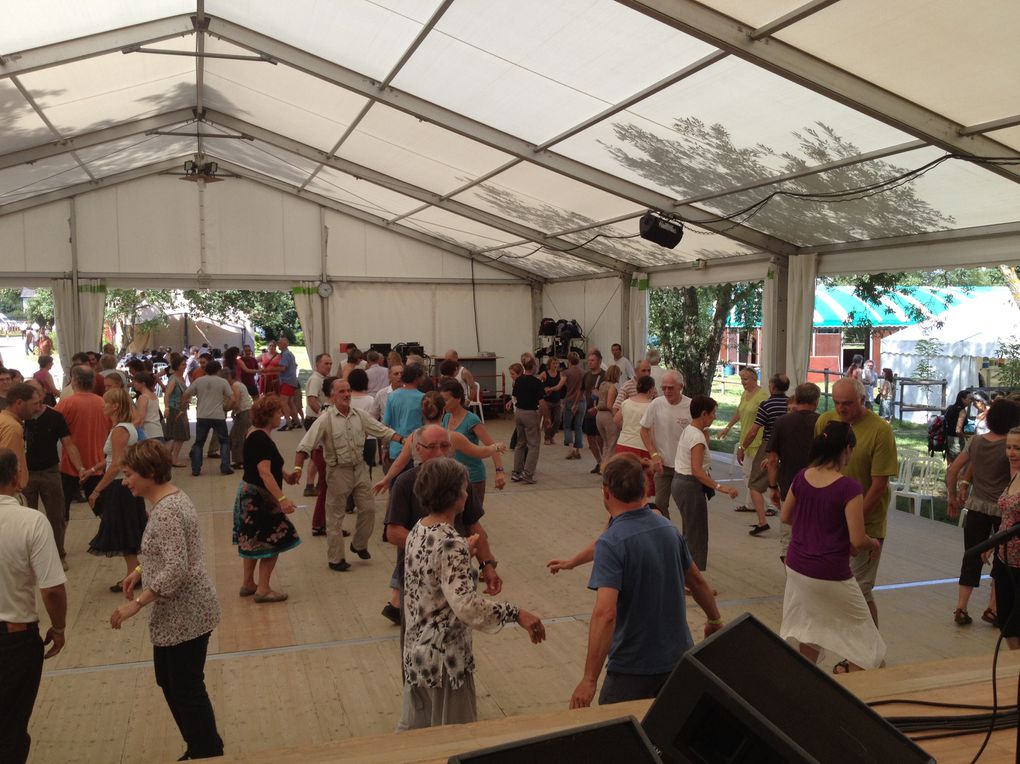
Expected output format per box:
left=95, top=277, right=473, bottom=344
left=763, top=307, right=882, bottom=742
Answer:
left=749, top=523, right=770, bottom=536
left=833, top=660, right=851, bottom=674
left=982, top=608, right=999, bottom=627
left=239, top=586, right=257, bottom=597
left=954, top=608, right=973, bottom=625
left=254, top=591, right=288, bottom=603
left=733, top=505, right=755, bottom=513
left=765, top=508, right=778, bottom=517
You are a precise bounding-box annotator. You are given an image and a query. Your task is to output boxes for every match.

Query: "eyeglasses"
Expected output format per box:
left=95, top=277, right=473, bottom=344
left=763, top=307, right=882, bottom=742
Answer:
left=417, top=441, right=452, bottom=451
left=660, top=385, right=677, bottom=390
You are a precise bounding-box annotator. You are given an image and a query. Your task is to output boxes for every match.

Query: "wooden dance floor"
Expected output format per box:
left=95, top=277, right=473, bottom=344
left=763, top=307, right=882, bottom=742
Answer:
left=27, top=418, right=1015, bottom=762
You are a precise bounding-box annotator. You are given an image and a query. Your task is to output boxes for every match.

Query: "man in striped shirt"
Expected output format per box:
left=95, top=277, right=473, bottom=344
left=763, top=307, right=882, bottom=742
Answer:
left=739, top=373, right=790, bottom=536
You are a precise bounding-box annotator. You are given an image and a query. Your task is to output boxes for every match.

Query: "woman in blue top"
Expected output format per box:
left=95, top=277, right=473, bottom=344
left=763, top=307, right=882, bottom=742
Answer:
left=440, top=380, right=506, bottom=507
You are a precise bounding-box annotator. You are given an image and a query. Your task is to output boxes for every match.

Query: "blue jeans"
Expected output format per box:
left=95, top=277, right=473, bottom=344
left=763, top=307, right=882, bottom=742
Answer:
left=190, top=419, right=230, bottom=474
left=562, top=399, right=584, bottom=448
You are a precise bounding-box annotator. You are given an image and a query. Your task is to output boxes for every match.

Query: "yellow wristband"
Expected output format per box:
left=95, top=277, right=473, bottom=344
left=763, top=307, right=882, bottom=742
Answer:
left=134, top=565, right=142, bottom=574
left=707, top=617, right=723, bottom=625
left=293, top=466, right=303, bottom=472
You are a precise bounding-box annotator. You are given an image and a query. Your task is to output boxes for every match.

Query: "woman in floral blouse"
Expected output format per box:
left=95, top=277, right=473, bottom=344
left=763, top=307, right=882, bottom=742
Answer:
left=400, top=457, right=546, bottom=730
left=111, top=440, right=223, bottom=760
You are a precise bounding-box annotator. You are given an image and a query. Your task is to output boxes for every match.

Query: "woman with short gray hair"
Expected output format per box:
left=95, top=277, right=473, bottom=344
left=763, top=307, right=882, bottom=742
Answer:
left=400, top=457, right=545, bottom=729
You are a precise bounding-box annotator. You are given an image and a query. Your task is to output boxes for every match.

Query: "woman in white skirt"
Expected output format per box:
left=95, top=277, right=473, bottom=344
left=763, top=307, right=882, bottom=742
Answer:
left=780, top=420, right=886, bottom=672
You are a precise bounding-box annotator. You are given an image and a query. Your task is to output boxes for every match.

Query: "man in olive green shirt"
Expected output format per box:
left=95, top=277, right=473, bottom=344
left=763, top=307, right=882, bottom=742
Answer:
left=718, top=367, right=767, bottom=511
left=816, top=377, right=898, bottom=626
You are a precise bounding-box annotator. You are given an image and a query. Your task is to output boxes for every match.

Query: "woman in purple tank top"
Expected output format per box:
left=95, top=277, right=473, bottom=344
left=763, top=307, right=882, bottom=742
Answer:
left=780, top=421, right=886, bottom=673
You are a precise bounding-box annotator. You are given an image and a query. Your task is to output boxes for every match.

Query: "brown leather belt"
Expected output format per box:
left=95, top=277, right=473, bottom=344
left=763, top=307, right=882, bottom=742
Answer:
left=0, top=621, right=37, bottom=634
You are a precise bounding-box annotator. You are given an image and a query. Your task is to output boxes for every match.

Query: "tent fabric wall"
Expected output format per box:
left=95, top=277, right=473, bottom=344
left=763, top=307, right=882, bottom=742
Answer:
left=785, top=253, right=817, bottom=389
left=542, top=278, right=623, bottom=359
left=628, top=272, right=649, bottom=363
left=292, top=283, right=325, bottom=359
left=51, top=278, right=76, bottom=375
left=328, top=282, right=531, bottom=381
left=760, top=268, right=781, bottom=384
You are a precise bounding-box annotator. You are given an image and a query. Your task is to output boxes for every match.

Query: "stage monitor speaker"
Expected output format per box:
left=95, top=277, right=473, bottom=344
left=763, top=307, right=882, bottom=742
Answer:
left=639, top=212, right=684, bottom=249
left=369, top=343, right=392, bottom=356
left=394, top=342, right=425, bottom=361
left=448, top=716, right=660, bottom=763
left=642, top=613, right=934, bottom=764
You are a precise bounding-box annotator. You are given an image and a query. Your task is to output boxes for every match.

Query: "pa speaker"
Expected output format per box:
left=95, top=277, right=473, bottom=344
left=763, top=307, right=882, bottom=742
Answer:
left=642, top=613, right=933, bottom=764
left=639, top=212, right=684, bottom=249
left=448, top=716, right=660, bottom=763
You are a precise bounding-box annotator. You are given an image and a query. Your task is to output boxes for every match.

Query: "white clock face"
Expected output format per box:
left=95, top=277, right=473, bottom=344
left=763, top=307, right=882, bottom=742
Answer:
left=317, top=282, right=333, bottom=298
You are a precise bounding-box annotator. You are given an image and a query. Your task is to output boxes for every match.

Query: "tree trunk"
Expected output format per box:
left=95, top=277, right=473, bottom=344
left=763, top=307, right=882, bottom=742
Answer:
left=999, top=265, right=1020, bottom=310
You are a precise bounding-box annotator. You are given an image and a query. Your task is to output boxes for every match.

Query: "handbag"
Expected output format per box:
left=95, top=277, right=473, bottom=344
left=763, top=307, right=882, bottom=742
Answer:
left=701, top=483, right=716, bottom=501
left=582, top=410, right=598, bottom=436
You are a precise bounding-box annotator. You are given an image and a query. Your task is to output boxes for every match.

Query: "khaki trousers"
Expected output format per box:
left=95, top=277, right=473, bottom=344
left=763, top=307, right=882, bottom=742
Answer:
left=325, top=462, right=375, bottom=564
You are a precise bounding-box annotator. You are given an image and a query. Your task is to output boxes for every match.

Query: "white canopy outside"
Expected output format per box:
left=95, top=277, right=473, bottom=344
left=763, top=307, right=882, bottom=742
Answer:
left=881, top=293, right=1020, bottom=422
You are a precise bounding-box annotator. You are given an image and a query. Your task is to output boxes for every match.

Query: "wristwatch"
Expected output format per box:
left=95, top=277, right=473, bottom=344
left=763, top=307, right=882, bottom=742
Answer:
left=481, top=559, right=498, bottom=570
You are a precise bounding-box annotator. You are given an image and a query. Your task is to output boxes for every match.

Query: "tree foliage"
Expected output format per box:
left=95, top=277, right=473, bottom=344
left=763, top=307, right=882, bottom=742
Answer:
left=182, top=290, right=298, bottom=342
left=0, top=288, right=22, bottom=318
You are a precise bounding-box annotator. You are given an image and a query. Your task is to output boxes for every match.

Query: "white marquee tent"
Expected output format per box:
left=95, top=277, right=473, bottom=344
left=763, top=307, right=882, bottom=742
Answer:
left=2, top=1, right=1020, bottom=383
left=882, top=293, right=1020, bottom=422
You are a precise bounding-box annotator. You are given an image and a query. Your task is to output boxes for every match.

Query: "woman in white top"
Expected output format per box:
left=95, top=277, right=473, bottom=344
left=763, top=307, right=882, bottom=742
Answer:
left=613, top=374, right=656, bottom=498
left=86, top=388, right=149, bottom=591
left=670, top=395, right=738, bottom=571
left=131, top=371, right=164, bottom=441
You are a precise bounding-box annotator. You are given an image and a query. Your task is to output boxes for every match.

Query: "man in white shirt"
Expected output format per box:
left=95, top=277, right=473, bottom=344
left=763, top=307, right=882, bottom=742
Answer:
left=647, top=348, right=665, bottom=388
left=0, top=447, right=67, bottom=762
left=181, top=360, right=235, bottom=476
left=302, top=354, right=333, bottom=497
left=641, top=371, right=692, bottom=518
left=610, top=343, right=635, bottom=383
left=364, top=351, right=389, bottom=396
left=372, top=363, right=404, bottom=422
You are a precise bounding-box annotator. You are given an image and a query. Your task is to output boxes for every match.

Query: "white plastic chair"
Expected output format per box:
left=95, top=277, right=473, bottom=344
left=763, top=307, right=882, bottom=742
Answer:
left=894, top=456, right=942, bottom=519
left=469, top=380, right=485, bottom=423
left=887, top=451, right=916, bottom=506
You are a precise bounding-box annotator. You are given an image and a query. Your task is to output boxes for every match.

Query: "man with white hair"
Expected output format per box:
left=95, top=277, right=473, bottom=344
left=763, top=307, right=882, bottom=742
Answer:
left=642, top=370, right=692, bottom=518
left=815, top=377, right=897, bottom=627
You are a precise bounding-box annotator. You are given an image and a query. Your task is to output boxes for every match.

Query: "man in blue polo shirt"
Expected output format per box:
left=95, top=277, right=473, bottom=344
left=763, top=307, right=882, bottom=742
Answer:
left=382, top=364, right=425, bottom=459
left=570, top=454, right=724, bottom=707
left=275, top=336, right=302, bottom=430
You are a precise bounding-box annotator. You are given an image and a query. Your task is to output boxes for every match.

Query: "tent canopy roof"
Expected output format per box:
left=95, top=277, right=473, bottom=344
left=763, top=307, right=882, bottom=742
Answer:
left=3, top=0, right=1019, bottom=281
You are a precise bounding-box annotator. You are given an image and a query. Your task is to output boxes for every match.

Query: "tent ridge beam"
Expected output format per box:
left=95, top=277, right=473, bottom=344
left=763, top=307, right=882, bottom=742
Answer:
left=748, top=0, right=842, bottom=40
left=616, top=0, right=1020, bottom=186
left=206, top=17, right=796, bottom=256
left=0, top=15, right=195, bottom=79
left=202, top=110, right=632, bottom=274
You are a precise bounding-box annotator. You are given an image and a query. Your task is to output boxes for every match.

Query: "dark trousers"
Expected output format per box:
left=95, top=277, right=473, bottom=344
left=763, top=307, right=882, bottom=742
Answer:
left=0, top=626, right=44, bottom=764
left=190, top=419, right=231, bottom=474
left=153, top=632, right=223, bottom=759
left=61, top=472, right=101, bottom=521
left=24, top=465, right=67, bottom=557
left=599, top=670, right=670, bottom=705
left=960, top=511, right=1000, bottom=588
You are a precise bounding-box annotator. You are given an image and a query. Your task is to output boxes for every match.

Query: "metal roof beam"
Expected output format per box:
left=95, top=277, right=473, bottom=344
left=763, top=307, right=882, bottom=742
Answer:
left=203, top=110, right=632, bottom=274
left=0, top=109, right=196, bottom=171
left=960, top=114, right=1020, bottom=137
left=206, top=17, right=797, bottom=256
left=0, top=16, right=195, bottom=78
left=9, top=76, right=95, bottom=182
left=298, top=0, right=454, bottom=192
left=748, top=0, right=841, bottom=40
left=207, top=158, right=542, bottom=283
left=0, top=157, right=188, bottom=217
left=617, top=0, right=1020, bottom=185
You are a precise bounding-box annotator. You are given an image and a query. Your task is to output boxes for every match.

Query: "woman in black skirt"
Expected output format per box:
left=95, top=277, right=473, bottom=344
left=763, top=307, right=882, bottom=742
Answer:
left=87, top=387, right=148, bottom=591
left=232, top=394, right=300, bottom=603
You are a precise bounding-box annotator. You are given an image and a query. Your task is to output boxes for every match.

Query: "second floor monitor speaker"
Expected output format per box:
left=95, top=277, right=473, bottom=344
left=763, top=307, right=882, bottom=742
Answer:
left=642, top=613, right=934, bottom=764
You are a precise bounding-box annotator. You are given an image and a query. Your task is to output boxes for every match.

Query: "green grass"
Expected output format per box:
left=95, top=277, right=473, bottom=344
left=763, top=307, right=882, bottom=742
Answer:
left=708, top=373, right=954, bottom=526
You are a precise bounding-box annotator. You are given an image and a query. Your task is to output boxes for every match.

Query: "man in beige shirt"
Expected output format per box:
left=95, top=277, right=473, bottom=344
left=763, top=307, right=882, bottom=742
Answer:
left=0, top=384, right=43, bottom=492
left=295, top=380, right=403, bottom=571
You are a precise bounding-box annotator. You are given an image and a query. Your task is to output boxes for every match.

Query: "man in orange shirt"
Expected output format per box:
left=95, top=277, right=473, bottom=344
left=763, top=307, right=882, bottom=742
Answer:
left=55, top=366, right=110, bottom=523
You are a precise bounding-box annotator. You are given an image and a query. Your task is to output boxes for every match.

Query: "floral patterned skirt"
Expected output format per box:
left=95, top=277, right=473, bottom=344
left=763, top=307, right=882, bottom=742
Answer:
left=232, top=480, right=301, bottom=559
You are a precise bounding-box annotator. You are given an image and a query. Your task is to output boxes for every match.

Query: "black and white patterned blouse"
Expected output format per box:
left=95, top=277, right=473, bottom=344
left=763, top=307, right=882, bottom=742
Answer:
left=403, top=522, right=518, bottom=689
left=141, top=490, right=221, bottom=647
